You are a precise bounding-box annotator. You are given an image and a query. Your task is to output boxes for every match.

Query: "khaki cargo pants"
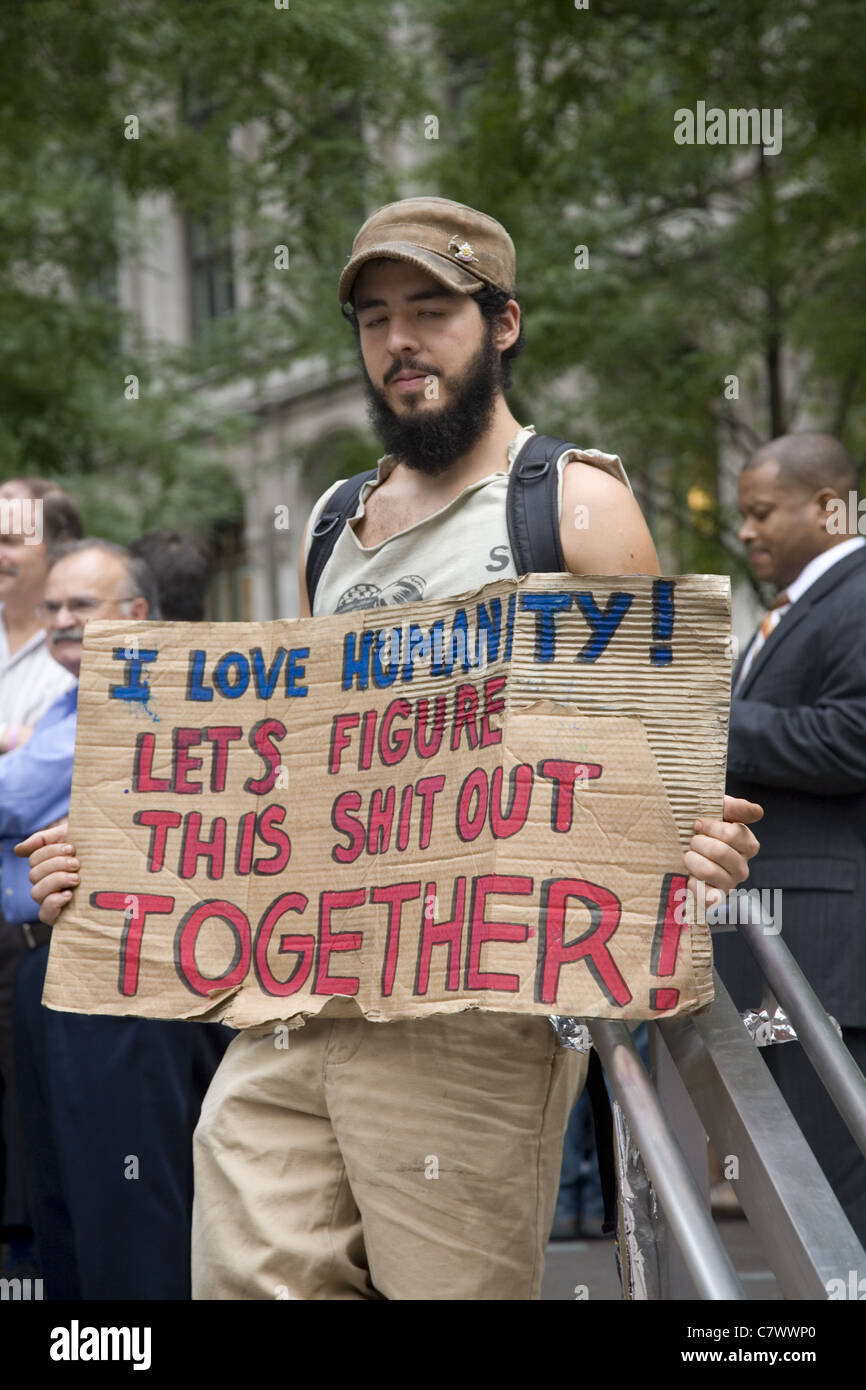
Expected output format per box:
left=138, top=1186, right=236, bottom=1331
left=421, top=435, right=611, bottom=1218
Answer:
left=192, top=1002, right=586, bottom=1300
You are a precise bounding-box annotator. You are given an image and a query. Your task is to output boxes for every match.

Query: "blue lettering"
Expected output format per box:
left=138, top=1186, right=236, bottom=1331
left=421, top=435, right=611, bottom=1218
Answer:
left=342, top=631, right=375, bottom=691
left=286, top=647, right=309, bottom=696
left=252, top=647, right=286, bottom=698
left=650, top=579, right=675, bottom=666
left=214, top=653, right=250, bottom=698
left=186, top=650, right=213, bottom=702
left=401, top=624, right=431, bottom=682
left=373, top=627, right=401, bottom=687
left=109, top=647, right=159, bottom=703
left=476, top=598, right=501, bottom=666
left=519, top=593, right=572, bottom=662
left=572, top=592, right=634, bottom=662
left=430, top=620, right=454, bottom=678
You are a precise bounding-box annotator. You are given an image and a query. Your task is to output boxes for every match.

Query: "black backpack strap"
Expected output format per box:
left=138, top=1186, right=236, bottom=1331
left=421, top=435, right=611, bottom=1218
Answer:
left=506, top=434, right=576, bottom=575
left=305, top=469, right=377, bottom=609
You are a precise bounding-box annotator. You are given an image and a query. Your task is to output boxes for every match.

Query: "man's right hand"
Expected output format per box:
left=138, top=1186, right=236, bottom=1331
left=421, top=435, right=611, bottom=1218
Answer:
left=13, top=820, right=78, bottom=926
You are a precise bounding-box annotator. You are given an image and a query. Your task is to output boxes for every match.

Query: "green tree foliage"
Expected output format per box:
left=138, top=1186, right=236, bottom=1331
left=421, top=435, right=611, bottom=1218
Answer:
left=0, top=0, right=400, bottom=537
left=420, top=0, right=866, bottom=576
left=4, top=0, right=863, bottom=578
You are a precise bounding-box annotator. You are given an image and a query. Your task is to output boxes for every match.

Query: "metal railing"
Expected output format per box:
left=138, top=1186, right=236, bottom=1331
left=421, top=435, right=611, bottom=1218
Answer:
left=589, top=1018, right=745, bottom=1299
left=735, top=912, right=866, bottom=1161
left=587, top=914, right=866, bottom=1300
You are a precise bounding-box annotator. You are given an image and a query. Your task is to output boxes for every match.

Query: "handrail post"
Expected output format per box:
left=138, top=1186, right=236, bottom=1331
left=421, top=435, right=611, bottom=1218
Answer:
left=658, top=972, right=866, bottom=1298
left=589, top=1018, right=746, bottom=1300
left=731, top=911, right=866, bottom=1159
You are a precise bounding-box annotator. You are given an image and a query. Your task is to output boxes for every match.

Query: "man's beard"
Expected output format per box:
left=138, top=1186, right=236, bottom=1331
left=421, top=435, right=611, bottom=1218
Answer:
left=360, top=328, right=503, bottom=477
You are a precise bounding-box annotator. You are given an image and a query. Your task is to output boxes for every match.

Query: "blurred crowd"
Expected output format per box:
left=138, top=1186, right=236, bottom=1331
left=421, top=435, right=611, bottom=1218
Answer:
left=0, top=475, right=232, bottom=1298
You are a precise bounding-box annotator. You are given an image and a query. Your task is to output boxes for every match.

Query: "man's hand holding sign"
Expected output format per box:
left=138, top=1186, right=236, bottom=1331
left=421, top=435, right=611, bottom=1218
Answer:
left=17, top=573, right=760, bottom=1028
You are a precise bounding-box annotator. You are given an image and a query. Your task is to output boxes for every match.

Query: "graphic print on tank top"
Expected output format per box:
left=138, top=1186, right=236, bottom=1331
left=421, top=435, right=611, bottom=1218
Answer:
left=334, top=574, right=427, bottom=612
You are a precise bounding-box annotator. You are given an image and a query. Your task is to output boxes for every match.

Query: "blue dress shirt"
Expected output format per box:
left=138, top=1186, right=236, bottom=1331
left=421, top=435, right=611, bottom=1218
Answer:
left=0, top=684, right=78, bottom=924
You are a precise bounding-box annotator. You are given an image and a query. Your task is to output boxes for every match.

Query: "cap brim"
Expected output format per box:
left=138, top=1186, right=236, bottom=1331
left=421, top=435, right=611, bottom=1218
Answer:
left=339, top=241, right=484, bottom=306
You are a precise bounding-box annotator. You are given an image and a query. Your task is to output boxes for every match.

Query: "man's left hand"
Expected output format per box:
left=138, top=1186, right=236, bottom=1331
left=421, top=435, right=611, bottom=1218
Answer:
left=684, top=795, right=763, bottom=910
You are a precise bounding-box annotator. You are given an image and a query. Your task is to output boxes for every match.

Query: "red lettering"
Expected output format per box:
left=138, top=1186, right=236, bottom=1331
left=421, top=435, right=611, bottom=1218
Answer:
left=331, top=790, right=365, bottom=864
left=329, top=713, right=359, bottom=775
left=414, top=878, right=466, bottom=995
left=175, top=899, right=252, bottom=997
left=480, top=674, right=507, bottom=748
left=244, top=719, right=287, bottom=795
left=134, top=809, right=182, bottom=872
left=174, top=728, right=204, bottom=794
left=649, top=872, right=689, bottom=1011
left=90, top=890, right=175, bottom=996
left=206, top=725, right=243, bottom=792
left=234, top=810, right=257, bottom=875
left=133, top=728, right=244, bottom=795
left=179, top=813, right=226, bottom=880
left=465, top=874, right=532, bottom=991
left=314, top=888, right=366, bottom=995
left=372, top=881, right=421, bottom=996
left=379, top=698, right=412, bottom=766
left=536, top=878, right=631, bottom=1007
left=451, top=683, right=480, bottom=751
left=253, top=892, right=314, bottom=996
left=132, top=732, right=171, bottom=793
left=366, top=786, right=395, bottom=855
left=396, top=784, right=414, bottom=852
left=538, top=759, right=603, bottom=833
left=456, top=767, right=488, bottom=842
left=415, top=774, right=445, bottom=849
left=415, top=695, right=446, bottom=759
left=489, top=764, right=533, bottom=839
left=359, top=709, right=377, bottom=770
left=253, top=804, right=291, bottom=875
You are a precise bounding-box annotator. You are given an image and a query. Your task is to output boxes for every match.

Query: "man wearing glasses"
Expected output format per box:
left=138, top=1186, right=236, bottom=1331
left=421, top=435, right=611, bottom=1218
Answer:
left=1, top=538, right=230, bottom=1299
left=0, top=477, right=81, bottom=1274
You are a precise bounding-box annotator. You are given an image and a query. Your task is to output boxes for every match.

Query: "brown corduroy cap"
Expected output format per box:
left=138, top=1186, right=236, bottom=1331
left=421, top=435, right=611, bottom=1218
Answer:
left=339, top=196, right=516, bottom=308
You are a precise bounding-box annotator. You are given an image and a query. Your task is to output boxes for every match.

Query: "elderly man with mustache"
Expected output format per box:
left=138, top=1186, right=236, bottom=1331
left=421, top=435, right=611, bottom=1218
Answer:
left=0, top=477, right=81, bottom=1276
left=0, top=537, right=230, bottom=1300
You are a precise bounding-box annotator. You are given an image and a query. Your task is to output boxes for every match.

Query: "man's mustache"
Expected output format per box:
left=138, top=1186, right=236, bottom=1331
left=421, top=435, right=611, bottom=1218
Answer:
left=0, top=564, right=19, bottom=577
left=383, top=359, right=438, bottom=385
left=50, top=628, right=84, bottom=644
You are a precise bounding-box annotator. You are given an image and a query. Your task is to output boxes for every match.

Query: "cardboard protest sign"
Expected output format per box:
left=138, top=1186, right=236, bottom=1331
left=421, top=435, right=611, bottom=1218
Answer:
left=43, top=573, right=731, bottom=1029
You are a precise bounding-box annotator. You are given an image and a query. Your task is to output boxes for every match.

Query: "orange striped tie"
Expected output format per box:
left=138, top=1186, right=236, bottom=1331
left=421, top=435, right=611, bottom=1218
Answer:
left=735, top=590, right=790, bottom=692
left=760, top=589, right=790, bottom=640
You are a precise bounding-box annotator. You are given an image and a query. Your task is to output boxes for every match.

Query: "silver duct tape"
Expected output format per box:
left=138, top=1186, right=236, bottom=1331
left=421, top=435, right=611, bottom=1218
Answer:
left=612, top=1098, right=663, bottom=1300
left=548, top=1016, right=593, bottom=1051
left=741, top=1005, right=842, bottom=1047
left=741, top=1006, right=797, bottom=1047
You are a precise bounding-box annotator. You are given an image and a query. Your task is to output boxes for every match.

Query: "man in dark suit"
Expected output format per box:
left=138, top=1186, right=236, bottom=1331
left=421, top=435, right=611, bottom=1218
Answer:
left=714, top=431, right=866, bottom=1244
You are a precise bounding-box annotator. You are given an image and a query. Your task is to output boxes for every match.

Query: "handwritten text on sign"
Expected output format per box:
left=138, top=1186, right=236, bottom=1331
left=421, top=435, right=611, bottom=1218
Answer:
left=43, top=574, right=730, bottom=1028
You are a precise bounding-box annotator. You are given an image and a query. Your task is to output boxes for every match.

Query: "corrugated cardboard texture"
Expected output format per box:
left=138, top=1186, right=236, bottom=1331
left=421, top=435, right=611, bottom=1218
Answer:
left=43, top=573, right=731, bottom=1028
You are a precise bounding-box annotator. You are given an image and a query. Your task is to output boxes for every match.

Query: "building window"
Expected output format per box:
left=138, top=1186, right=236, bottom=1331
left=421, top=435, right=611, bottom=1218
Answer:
left=181, top=78, right=236, bottom=341
left=187, top=211, right=235, bottom=338
left=207, top=517, right=249, bottom=620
